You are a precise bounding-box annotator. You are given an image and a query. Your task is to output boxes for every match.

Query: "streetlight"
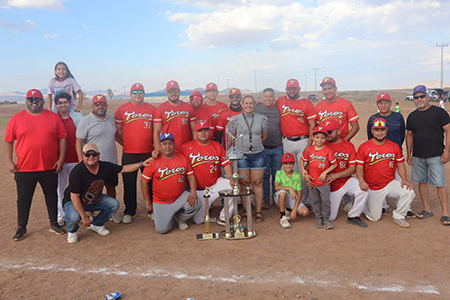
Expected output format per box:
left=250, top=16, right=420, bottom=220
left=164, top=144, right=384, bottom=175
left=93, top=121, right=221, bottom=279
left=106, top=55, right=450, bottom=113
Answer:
left=302, top=74, right=307, bottom=92
left=312, top=68, right=320, bottom=96
left=437, top=44, right=448, bottom=88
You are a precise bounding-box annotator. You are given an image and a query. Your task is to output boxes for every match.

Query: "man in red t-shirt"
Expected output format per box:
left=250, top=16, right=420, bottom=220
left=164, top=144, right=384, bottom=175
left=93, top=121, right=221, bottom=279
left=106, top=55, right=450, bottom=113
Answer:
left=356, top=118, right=415, bottom=228
left=323, top=118, right=368, bottom=227
left=54, top=92, right=79, bottom=226
left=189, top=90, right=214, bottom=137
left=276, top=78, right=317, bottom=173
left=203, top=82, right=227, bottom=139
left=315, top=77, right=360, bottom=141
left=179, top=121, right=234, bottom=225
left=153, top=80, right=196, bottom=150
left=5, top=89, right=67, bottom=241
left=141, top=133, right=200, bottom=234
left=215, top=88, right=243, bottom=145
left=115, top=83, right=156, bottom=224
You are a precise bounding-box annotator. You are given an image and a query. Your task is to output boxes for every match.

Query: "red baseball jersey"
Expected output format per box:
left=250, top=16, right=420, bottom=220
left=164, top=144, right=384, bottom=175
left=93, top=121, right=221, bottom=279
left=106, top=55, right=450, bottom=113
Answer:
left=315, top=97, right=359, bottom=139
left=59, top=114, right=78, bottom=163
left=216, top=108, right=242, bottom=131
left=301, top=145, right=336, bottom=186
left=193, top=106, right=214, bottom=138
left=178, top=139, right=231, bottom=189
left=154, top=100, right=196, bottom=148
left=275, top=96, right=317, bottom=137
left=115, top=101, right=156, bottom=153
left=325, top=139, right=356, bottom=192
left=5, top=110, right=67, bottom=172
left=356, top=139, right=404, bottom=190
left=203, top=102, right=227, bottom=126
left=141, top=152, right=194, bottom=204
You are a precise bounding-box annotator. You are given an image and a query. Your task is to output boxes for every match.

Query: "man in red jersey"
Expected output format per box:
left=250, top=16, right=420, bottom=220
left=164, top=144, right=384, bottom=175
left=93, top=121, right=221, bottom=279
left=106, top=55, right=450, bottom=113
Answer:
left=356, top=118, right=415, bottom=228
left=115, top=83, right=156, bottom=224
left=323, top=118, right=369, bottom=227
left=315, top=77, right=359, bottom=141
left=141, top=133, right=200, bottom=234
left=203, top=82, right=227, bottom=139
left=153, top=80, right=196, bottom=150
left=215, top=88, right=243, bottom=145
left=5, top=89, right=67, bottom=241
left=275, top=78, right=317, bottom=173
left=189, top=90, right=214, bottom=135
left=179, top=121, right=235, bottom=225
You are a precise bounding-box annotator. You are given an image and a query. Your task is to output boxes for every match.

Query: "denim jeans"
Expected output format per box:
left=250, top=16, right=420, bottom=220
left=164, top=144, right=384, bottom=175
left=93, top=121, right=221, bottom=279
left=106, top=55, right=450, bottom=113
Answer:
left=64, top=194, right=120, bottom=233
left=263, top=145, right=283, bottom=201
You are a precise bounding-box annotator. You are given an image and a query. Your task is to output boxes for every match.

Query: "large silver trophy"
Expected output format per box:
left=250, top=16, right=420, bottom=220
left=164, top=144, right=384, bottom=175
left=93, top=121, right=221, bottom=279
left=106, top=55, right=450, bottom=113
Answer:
left=219, top=123, right=256, bottom=239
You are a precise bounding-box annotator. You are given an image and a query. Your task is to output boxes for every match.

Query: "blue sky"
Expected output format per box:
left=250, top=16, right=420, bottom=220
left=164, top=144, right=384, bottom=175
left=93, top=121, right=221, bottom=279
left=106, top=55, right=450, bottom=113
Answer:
left=1, top=0, right=449, bottom=94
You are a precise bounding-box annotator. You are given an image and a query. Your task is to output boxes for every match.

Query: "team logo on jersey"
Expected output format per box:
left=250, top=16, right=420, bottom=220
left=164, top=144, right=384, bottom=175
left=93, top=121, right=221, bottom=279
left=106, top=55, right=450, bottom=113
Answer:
left=164, top=109, right=189, bottom=122
left=334, top=151, right=349, bottom=161
left=280, top=104, right=305, bottom=117
left=318, top=110, right=343, bottom=122
left=189, top=152, right=220, bottom=167
left=367, top=151, right=395, bottom=165
left=309, top=153, right=327, bottom=163
left=124, top=111, right=153, bottom=124
left=157, top=166, right=186, bottom=180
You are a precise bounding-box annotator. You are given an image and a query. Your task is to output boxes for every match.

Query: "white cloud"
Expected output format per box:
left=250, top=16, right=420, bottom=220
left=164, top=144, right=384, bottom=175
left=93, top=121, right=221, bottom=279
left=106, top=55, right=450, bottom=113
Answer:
left=43, top=33, right=62, bottom=39
left=0, top=17, right=35, bottom=33
left=6, top=0, right=66, bottom=11
left=74, top=35, right=81, bottom=40
left=83, top=23, right=89, bottom=29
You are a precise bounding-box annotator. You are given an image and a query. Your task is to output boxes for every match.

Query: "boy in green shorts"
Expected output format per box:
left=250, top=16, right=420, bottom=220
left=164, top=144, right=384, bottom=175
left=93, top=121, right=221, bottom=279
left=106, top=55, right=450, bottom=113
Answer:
left=274, top=153, right=310, bottom=228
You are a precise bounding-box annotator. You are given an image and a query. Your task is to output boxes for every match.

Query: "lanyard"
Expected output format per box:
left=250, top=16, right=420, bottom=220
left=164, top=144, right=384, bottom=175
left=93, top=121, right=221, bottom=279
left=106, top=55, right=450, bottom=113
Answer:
left=242, top=113, right=254, bottom=152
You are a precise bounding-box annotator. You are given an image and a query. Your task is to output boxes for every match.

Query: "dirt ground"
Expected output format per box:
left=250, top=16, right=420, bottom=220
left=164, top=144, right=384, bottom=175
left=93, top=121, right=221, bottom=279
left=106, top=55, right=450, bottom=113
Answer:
left=0, top=94, right=449, bottom=300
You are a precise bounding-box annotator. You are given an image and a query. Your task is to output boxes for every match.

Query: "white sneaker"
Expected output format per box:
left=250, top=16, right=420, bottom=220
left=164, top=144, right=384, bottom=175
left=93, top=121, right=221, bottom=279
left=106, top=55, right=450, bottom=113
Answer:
left=67, top=232, right=78, bottom=243
left=175, top=216, right=189, bottom=230
left=147, top=211, right=154, bottom=221
left=392, top=218, right=410, bottom=228
left=88, top=224, right=110, bottom=235
left=110, top=212, right=122, bottom=224
left=123, top=214, right=133, bottom=224
left=343, top=202, right=353, bottom=212
left=279, top=215, right=291, bottom=228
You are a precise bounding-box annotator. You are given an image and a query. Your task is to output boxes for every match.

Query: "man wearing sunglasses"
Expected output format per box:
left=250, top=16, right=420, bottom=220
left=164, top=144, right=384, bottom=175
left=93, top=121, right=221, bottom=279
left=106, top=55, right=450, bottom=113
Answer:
left=406, top=85, right=450, bottom=226
left=76, top=94, right=118, bottom=201
left=215, top=88, right=243, bottom=145
left=5, top=89, right=68, bottom=241
left=114, top=83, right=156, bottom=224
left=63, top=143, right=152, bottom=243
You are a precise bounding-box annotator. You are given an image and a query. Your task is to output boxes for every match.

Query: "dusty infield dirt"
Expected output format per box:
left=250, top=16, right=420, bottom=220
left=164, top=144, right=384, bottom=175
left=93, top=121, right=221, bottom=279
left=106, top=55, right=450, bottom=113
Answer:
left=0, top=94, right=449, bottom=300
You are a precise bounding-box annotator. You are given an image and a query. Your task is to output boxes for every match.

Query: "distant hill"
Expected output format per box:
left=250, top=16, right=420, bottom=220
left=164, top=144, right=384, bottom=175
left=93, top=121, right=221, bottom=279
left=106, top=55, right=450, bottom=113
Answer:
left=392, top=79, right=450, bottom=90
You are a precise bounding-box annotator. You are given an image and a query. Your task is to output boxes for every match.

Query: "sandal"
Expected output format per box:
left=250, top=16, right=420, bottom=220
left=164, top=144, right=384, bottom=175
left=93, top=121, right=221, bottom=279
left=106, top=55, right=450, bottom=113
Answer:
left=440, top=216, right=450, bottom=226
left=416, top=210, right=433, bottom=219
left=255, top=212, right=264, bottom=223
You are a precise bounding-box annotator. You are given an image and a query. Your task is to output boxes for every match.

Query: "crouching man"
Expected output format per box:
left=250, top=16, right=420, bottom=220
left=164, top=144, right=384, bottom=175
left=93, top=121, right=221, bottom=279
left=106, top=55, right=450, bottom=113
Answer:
left=63, top=143, right=151, bottom=243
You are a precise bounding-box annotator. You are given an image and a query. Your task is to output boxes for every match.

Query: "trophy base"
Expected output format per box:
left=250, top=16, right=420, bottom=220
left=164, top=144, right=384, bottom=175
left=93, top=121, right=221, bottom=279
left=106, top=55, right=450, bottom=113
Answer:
left=220, top=229, right=257, bottom=240
left=196, top=232, right=220, bottom=241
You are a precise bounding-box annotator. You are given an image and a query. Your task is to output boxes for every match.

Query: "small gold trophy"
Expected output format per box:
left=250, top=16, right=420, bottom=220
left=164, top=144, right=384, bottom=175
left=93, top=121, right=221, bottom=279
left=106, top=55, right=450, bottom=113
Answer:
left=196, top=187, right=219, bottom=241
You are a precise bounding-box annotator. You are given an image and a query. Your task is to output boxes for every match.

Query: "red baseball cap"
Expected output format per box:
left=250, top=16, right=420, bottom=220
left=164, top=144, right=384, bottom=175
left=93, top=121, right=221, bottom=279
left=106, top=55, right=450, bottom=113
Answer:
left=229, top=88, right=241, bottom=96
left=281, top=152, right=296, bottom=163
left=26, top=89, right=43, bottom=99
left=130, top=83, right=145, bottom=93
left=372, top=118, right=387, bottom=129
left=320, top=77, right=336, bottom=87
left=92, top=94, right=107, bottom=104
left=313, top=126, right=328, bottom=136
left=286, top=79, right=299, bottom=88
left=166, top=80, right=180, bottom=91
left=205, top=83, right=218, bottom=91
left=195, top=120, right=211, bottom=131
left=376, top=93, right=392, bottom=102
left=322, top=118, right=341, bottom=131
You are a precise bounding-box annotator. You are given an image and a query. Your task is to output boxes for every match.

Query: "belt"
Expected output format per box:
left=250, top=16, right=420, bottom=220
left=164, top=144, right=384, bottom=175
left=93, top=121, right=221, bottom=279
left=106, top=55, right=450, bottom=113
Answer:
left=283, top=135, right=309, bottom=142
left=264, top=145, right=281, bottom=149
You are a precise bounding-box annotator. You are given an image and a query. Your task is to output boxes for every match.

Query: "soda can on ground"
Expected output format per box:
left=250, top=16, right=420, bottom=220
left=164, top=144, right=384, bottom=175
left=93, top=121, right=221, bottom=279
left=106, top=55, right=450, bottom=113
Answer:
left=105, top=291, right=122, bottom=300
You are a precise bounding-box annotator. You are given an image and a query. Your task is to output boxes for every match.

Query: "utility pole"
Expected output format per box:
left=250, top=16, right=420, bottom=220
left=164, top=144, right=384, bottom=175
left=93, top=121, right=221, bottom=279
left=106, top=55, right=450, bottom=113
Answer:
left=437, top=44, right=448, bottom=88
left=312, top=68, right=320, bottom=95
left=302, top=74, right=307, bottom=92
left=227, top=79, right=229, bottom=89
left=254, top=70, right=257, bottom=92
left=217, top=75, right=220, bottom=90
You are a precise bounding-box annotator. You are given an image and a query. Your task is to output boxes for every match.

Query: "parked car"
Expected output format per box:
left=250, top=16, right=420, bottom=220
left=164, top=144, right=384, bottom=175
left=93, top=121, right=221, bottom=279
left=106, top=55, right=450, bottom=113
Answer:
left=443, top=91, right=449, bottom=102
left=404, top=96, right=414, bottom=101
left=429, top=90, right=439, bottom=102
left=308, top=94, right=318, bottom=102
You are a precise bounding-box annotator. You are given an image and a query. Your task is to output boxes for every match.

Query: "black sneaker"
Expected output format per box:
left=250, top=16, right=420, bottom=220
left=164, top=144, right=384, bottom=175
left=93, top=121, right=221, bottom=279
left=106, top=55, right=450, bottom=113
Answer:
left=50, top=221, right=66, bottom=235
left=382, top=208, right=387, bottom=216
left=347, top=217, right=368, bottom=228
left=13, top=226, right=27, bottom=241
left=406, top=211, right=416, bottom=218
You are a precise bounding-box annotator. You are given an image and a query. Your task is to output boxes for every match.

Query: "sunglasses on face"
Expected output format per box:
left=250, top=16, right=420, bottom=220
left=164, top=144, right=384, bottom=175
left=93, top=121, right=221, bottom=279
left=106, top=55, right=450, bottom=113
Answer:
left=26, top=97, right=43, bottom=103
left=413, top=95, right=427, bottom=100
left=191, top=96, right=202, bottom=101
left=84, top=152, right=99, bottom=158
left=132, top=90, right=144, bottom=94
left=229, top=95, right=241, bottom=99
left=94, top=102, right=107, bottom=107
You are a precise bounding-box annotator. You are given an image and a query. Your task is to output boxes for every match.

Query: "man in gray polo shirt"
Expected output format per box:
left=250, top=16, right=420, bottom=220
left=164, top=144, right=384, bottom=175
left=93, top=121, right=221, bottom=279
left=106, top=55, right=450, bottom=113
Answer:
left=76, top=94, right=118, bottom=201
left=255, top=87, right=283, bottom=209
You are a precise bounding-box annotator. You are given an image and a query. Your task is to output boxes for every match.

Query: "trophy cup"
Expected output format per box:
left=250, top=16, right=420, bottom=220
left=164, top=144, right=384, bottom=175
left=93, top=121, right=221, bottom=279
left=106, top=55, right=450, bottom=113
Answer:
left=196, top=187, right=219, bottom=241
left=219, top=125, right=256, bottom=240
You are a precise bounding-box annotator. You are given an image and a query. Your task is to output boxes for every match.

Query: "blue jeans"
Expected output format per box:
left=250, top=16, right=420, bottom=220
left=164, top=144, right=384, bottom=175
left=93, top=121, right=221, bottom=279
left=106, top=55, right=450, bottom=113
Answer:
left=263, top=146, right=283, bottom=201
left=64, top=194, right=120, bottom=233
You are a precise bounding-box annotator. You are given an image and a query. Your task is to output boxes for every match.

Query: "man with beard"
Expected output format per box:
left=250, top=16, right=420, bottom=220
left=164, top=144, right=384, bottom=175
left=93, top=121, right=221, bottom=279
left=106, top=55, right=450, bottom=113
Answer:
left=215, top=88, right=243, bottom=145
left=5, top=89, right=67, bottom=241
left=203, top=82, right=227, bottom=139
left=153, top=80, right=196, bottom=150
left=356, top=118, right=415, bottom=228
left=76, top=94, right=118, bottom=199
